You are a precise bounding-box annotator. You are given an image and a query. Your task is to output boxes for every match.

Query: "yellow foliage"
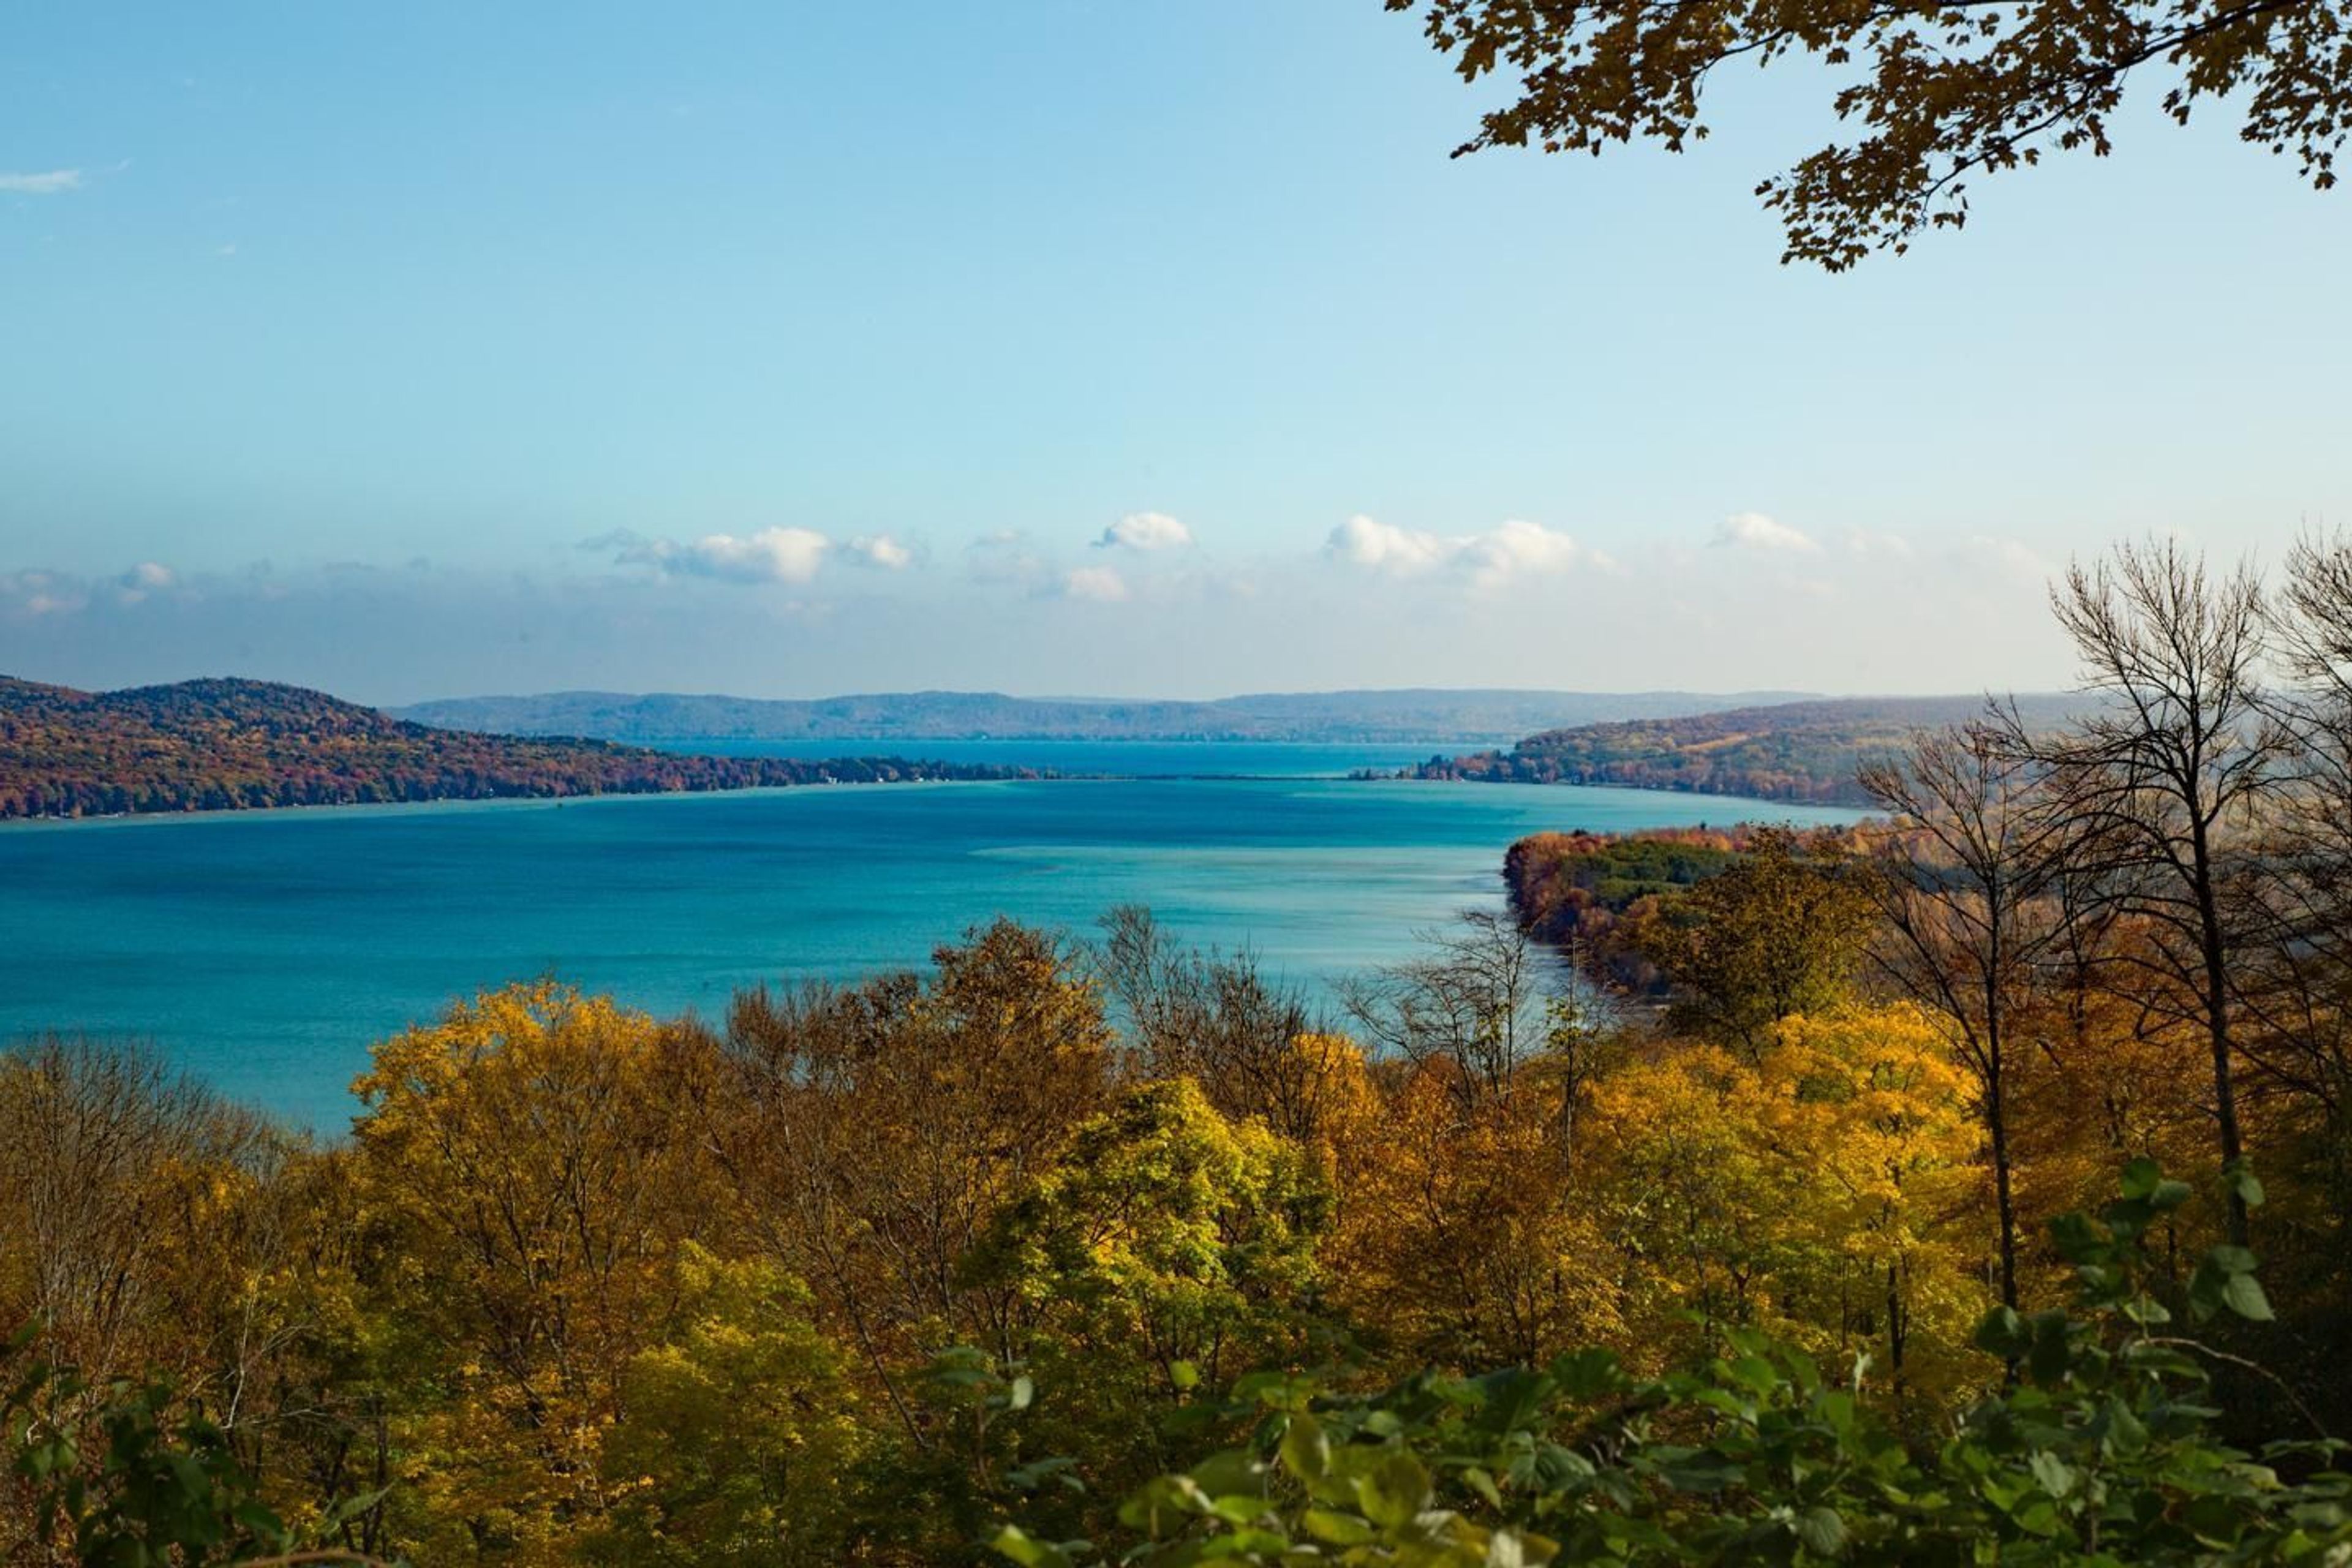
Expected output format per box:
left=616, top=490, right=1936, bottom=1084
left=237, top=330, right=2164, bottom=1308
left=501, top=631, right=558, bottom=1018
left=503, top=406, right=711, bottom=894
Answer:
left=1586, top=1005, right=1991, bottom=1404
left=1327, top=1061, right=1623, bottom=1373
left=351, top=981, right=727, bottom=1565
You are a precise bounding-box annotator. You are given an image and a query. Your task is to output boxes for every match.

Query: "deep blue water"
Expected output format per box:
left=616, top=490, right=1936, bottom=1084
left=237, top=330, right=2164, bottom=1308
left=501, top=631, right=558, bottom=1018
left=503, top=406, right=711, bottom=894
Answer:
left=0, top=750, right=1858, bottom=1129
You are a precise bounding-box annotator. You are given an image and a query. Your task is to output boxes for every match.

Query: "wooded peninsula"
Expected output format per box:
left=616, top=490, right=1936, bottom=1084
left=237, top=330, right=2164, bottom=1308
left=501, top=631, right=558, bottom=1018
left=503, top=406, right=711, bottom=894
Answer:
left=1401, top=695, right=2086, bottom=805
left=0, top=676, right=1037, bottom=820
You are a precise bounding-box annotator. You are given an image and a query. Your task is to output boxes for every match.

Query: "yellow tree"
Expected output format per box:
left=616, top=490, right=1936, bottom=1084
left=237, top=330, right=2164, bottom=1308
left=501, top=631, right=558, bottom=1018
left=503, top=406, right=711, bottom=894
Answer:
left=1585, top=1005, right=1988, bottom=1401
left=350, top=982, right=727, bottom=1565
left=1323, top=1057, right=1623, bottom=1373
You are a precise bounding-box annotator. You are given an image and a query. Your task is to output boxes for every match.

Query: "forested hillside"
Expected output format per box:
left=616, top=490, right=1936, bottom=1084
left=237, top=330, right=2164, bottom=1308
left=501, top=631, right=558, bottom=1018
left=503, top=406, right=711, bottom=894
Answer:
left=0, top=676, right=1025, bottom=819
left=393, top=686, right=1814, bottom=745
left=1404, top=694, right=2082, bottom=804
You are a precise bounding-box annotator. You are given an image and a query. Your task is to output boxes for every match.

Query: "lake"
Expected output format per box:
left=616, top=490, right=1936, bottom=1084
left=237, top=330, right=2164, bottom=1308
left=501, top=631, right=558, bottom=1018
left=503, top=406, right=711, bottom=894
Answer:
left=0, top=748, right=1860, bottom=1129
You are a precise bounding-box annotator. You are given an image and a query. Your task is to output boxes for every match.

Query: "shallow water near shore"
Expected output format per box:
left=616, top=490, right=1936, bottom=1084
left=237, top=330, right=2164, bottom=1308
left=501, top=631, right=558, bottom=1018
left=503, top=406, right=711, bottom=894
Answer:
left=0, top=752, right=1858, bottom=1129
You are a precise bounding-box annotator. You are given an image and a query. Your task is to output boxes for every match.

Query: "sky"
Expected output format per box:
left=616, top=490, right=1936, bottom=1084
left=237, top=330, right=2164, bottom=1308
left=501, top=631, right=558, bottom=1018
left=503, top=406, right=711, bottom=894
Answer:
left=4, top=1, right=2349, bottom=704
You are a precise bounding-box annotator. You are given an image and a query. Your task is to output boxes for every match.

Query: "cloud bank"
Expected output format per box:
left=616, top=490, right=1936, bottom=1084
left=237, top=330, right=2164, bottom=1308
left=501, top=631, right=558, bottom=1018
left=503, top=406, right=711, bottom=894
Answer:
left=1324, top=514, right=1599, bottom=589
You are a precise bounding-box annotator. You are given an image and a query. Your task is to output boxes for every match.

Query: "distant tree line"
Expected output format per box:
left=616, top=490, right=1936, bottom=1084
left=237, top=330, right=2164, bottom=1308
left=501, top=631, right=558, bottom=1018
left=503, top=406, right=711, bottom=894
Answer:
left=0, top=676, right=1038, bottom=820
left=1403, top=697, right=2079, bottom=806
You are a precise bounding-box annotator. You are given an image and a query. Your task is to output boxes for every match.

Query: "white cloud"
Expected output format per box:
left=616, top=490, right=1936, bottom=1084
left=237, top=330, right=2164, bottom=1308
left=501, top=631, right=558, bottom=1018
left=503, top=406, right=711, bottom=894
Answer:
left=0, top=170, right=81, bottom=195
left=1458, top=519, right=1593, bottom=589
left=1325, top=514, right=1596, bottom=589
left=1, top=570, right=88, bottom=617
left=1713, top=511, right=1820, bottom=553
left=1095, top=511, right=1193, bottom=551
left=1325, top=514, right=1452, bottom=575
left=613, top=527, right=831, bottom=584
left=1062, top=565, right=1129, bottom=602
left=115, top=562, right=175, bottom=603
left=845, top=534, right=913, bottom=570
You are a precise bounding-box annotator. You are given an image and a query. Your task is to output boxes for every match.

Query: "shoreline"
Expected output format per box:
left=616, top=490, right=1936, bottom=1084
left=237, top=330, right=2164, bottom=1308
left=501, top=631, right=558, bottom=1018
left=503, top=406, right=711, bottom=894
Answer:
left=0, top=768, right=1861, bottom=835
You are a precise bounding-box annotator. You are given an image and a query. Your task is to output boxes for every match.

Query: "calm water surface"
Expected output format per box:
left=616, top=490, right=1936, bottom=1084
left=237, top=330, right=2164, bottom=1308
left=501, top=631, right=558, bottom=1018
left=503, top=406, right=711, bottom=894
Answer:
left=0, top=750, right=1858, bottom=1128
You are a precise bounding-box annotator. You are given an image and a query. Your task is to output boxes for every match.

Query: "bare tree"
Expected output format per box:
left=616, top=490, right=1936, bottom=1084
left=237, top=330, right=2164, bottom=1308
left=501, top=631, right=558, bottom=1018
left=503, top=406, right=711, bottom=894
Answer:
left=2250, top=531, right=2352, bottom=1216
left=1340, top=908, right=1550, bottom=1107
left=1093, top=905, right=1344, bottom=1142
left=2003, top=538, right=2291, bottom=1245
left=0, top=1035, right=265, bottom=1384
left=1860, top=722, right=2068, bottom=1308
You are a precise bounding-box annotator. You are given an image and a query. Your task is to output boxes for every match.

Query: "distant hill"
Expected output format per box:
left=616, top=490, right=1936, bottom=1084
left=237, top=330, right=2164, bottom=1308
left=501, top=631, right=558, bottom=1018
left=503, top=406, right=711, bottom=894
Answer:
left=0, top=676, right=1031, bottom=820
left=1400, top=695, right=2086, bottom=805
left=390, top=687, right=1817, bottom=745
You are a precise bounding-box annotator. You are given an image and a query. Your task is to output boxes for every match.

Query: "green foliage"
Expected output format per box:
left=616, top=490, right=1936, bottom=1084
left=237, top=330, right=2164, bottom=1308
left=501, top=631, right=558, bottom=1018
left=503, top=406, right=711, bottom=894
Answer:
left=4, top=1328, right=386, bottom=1566
left=1631, top=831, right=1877, bottom=1055
left=993, top=1163, right=2351, bottom=1566
left=588, top=1249, right=865, bottom=1567
left=970, top=1078, right=1332, bottom=1393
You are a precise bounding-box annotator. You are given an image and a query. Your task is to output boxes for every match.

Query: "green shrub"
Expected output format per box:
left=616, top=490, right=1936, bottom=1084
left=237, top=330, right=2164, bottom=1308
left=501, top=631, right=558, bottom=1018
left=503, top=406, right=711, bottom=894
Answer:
left=993, top=1161, right=2352, bottom=1566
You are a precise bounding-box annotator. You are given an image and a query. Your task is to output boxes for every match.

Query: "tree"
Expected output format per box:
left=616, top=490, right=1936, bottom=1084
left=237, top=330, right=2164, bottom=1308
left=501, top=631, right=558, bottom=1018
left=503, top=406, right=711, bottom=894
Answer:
left=1093, top=907, right=1347, bottom=1143
left=1859, top=724, right=2068, bottom=1309
left=0, top=1038, right=265, bottom=1390
left=1584, top=1006, right=1986, bottom=1395
left=968, top=1079, right=1330, bottom=1407
left=2260, top=530, right=2352, bottom=1165
left=591, top=1249, right=864, bottom=1568
left=349, top=982, right=727, bottom=1564
left=1388, top=0, right=2351, bottom=269
left=1324, top=1057, right=1623, bottom=1371
left=1626, top=829, right=1875, bottom=1057
left=993, top=1166, right=2339, bottom=1568
left=711, top=921, right=1114, bottom=1453
left=1338, top=908, right=1562, bottom=1113
left=2005, top=537, right=2290, bottom=1246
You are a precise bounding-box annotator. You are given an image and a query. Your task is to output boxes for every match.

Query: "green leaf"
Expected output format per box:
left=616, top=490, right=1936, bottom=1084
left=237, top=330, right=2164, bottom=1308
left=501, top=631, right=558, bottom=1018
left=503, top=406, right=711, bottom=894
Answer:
left=1302, top=1507, right=1374, bottom=1545
left=2028, top=1450, right=2075, bottom=1499
left=1794, top=1504, right=1848, bottom=1558
left=1280, top=1414, right=1330, bottom=1484
left=1973, top=1306, right=2029, bottom=1359
left=1659, top=1450, right=1746, bottom=1494
left=990, top=1525, right=1076, bottom=1568
left=2221, top=1272, right=2274, bottom=1322
left=1355, top=1449, right=1432, bottom=1529
left=1189, top=1449, right=1265, bottom=1502
left=2224, top=1160, right=2266, bottom=1208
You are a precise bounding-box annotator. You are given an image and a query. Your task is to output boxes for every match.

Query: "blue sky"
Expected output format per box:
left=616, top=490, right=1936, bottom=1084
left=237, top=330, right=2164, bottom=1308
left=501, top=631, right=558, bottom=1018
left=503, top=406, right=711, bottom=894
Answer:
left=4, top=1, right=2348, bottom=703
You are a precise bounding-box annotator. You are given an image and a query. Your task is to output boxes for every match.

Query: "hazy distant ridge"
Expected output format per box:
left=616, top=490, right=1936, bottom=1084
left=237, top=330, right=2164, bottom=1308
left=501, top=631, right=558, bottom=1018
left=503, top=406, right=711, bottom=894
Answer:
left=391, top=688, right=1818, bottom=744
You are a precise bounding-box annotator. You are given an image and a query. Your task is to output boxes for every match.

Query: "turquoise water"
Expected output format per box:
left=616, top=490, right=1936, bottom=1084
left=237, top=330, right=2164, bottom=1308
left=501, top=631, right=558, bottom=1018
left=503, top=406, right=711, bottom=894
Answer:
left=0, top=757, right=1858, bottom=1129
left=674, top=739, right=1463, bottom=777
